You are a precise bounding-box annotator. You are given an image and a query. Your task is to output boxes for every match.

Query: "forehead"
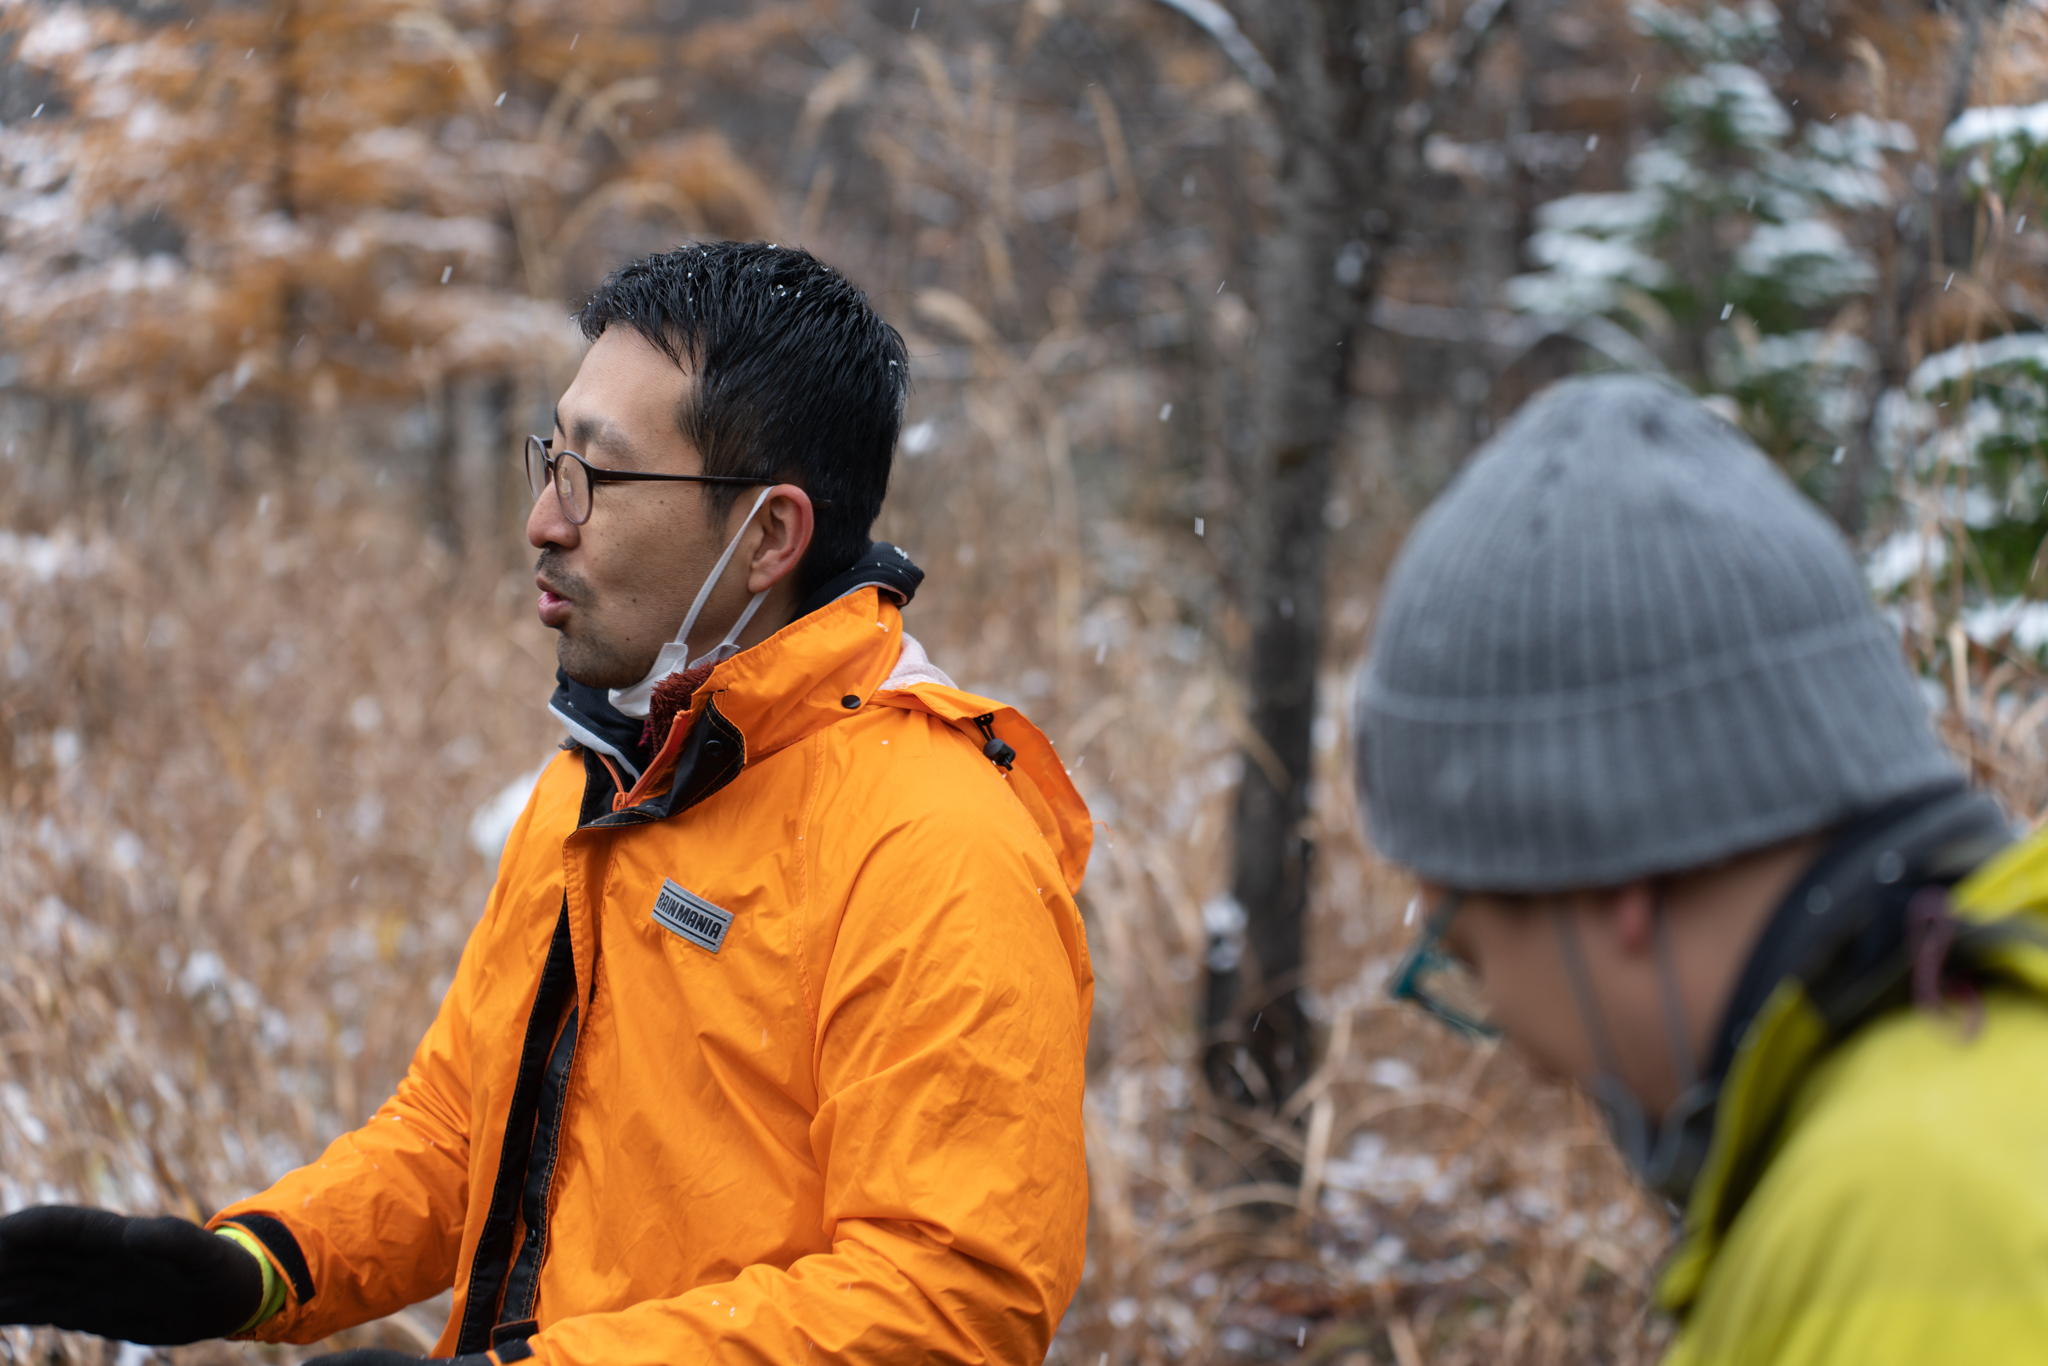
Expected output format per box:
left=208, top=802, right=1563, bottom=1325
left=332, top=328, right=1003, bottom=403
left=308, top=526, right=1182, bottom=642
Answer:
left=556, top=328, right=693, bottom=465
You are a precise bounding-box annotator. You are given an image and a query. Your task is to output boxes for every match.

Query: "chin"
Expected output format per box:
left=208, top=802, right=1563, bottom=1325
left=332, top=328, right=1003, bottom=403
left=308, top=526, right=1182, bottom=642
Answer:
left=556, top=639, right=642, bottom=692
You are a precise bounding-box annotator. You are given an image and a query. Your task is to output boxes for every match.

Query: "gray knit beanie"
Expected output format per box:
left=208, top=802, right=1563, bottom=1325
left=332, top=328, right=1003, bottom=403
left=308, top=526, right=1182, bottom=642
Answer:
left=1353, top=374, right=1960, bottom=893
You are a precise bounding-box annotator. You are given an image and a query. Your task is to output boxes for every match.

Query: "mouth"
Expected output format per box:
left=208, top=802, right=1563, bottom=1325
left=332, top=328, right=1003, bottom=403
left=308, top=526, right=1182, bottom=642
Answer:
left=536, top=574, right=574, bottom=628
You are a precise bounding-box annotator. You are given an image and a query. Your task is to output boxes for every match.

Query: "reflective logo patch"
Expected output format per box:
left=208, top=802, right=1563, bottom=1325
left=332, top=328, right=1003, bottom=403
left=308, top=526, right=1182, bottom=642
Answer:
left=651, top=878, right=734, bottom=954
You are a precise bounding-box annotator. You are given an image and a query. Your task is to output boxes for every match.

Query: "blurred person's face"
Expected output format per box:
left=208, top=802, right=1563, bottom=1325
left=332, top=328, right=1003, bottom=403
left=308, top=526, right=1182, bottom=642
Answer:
left=1434, top=889, right=1677, bottom=1107
left=1422, top=837, right=1813, bottom=1116
left=527, top=328, right=808, bottom=689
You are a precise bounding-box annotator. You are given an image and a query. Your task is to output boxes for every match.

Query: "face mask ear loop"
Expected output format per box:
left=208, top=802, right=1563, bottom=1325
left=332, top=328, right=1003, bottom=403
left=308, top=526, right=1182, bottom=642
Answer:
left=692, top=585, right=770, bottom=671
left=670, top=485, right=776, bottom=660
left=1650, top=887, right=1700, bottom=1092
left=607, top=486, right=779, bottom=718
left=1555, top=899, right=1664, bottom=1184
left=1551, top=900, right=1627, bottom=1081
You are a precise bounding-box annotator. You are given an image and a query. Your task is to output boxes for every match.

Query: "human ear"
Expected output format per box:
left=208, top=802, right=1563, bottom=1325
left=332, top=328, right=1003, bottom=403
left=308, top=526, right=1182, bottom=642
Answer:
left=743, top=485, right=816, bottom=593
left=1608, top=882, right=1659, bottom=958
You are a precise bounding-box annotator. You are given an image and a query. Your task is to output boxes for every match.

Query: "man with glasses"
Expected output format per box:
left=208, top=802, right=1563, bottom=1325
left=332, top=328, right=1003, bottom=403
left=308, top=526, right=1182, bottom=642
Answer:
left=0, top=243, right=1094, bottom=1366
left=1357, top=375, right=2048, bottom=1364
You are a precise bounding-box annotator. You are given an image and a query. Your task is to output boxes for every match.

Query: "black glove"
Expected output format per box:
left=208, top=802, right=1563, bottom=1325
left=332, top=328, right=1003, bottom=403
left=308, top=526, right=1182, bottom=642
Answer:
left=0, top=1205, right=263, bottom=1344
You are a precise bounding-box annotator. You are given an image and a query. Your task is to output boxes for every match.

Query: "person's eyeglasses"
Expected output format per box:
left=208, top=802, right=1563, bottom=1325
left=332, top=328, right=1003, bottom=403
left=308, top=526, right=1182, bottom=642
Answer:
left=1387, top=891, right=1501, bottom=1040
left=524, top=435, right=830, bottom=526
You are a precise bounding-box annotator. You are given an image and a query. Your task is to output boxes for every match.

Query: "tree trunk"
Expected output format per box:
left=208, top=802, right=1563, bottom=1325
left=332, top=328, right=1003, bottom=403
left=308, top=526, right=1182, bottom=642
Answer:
left=486, top=374, right=521, bottom=561
left=425, top=381, right=462, bottom=557
left=1204, top=0, right=1413, bottom=1110
left=1832, top=0, right=1983, bottom=536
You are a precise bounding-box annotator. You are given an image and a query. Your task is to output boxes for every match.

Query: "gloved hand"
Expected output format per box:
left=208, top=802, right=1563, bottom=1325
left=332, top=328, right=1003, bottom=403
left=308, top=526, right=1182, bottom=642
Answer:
left=0, top=1205, right=263, bottom=1344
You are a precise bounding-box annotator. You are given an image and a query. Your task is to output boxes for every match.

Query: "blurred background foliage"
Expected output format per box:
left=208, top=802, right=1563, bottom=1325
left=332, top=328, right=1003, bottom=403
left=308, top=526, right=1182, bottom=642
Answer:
left=6, top=0, right=2048, bottom=1363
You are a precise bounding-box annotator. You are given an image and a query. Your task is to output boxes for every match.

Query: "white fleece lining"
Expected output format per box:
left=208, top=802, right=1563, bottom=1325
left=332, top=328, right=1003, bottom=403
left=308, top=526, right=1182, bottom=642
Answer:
left=880, top=633, right=956, bottom=692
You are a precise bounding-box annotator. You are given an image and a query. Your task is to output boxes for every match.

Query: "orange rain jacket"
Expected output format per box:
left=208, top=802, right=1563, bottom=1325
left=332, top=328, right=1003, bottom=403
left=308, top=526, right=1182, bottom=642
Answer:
left=210, top=586, right=1094, bottom=1366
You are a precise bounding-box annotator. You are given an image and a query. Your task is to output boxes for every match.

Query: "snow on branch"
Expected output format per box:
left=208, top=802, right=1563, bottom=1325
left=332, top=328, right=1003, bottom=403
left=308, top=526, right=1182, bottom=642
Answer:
left=1909, top=331, right=2048, bottom=394
left=1944, top=102, right=2048, bottom=154
left=1944, top=103, right=2048, bottom=191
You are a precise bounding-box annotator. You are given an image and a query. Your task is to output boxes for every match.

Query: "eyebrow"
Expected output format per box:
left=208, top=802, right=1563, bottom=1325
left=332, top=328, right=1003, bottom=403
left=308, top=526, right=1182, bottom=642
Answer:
left=554, top=403, right=639, bottom=466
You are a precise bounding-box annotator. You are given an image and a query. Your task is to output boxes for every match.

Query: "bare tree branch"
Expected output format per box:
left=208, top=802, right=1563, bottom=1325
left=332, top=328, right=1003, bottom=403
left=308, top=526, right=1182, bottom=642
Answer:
left=1419, top=0, right=1512, bottom=140
left=1151, top=0, right=1277, bottom=91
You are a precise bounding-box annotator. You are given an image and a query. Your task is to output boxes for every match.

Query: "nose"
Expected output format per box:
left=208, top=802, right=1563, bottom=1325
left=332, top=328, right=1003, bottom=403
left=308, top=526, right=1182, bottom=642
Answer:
left=527, top=480, right=578, bottom=551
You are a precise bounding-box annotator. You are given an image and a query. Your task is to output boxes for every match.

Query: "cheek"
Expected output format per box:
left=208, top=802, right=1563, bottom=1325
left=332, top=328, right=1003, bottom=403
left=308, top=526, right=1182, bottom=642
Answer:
left=588, top=508, right=714, bottom=624
left=579, top=519, right=658, bottom=603
left=1466, top=922, right=1586, bottom=1081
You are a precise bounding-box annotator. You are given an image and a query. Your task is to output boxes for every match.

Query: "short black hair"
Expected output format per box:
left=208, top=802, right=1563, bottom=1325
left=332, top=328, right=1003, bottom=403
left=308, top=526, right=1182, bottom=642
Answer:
left=576, top=242, right=907, bottom=597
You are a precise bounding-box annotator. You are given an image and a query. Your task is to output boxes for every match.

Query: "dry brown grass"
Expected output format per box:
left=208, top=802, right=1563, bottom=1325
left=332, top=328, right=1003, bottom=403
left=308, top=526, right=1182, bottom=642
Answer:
left=0, top=454, right=559, bottom=1362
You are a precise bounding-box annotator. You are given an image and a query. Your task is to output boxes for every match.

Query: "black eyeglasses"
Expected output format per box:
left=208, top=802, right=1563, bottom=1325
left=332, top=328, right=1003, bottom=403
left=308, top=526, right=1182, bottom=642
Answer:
left=1387, top=891, right=1501, bottom=1040
left=524, top=435, right=830, bottom=525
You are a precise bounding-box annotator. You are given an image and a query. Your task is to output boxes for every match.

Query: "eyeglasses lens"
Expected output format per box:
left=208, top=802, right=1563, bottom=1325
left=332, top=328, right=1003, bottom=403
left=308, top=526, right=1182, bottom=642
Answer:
left=523, top=436, right=549, bottom=503
left=556, top=454, right=592, bottom=524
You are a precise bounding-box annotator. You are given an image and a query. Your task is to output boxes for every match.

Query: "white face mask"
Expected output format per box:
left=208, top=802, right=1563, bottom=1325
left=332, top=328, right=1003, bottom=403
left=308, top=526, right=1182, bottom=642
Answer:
left=610, top=486, right=775, bottom=719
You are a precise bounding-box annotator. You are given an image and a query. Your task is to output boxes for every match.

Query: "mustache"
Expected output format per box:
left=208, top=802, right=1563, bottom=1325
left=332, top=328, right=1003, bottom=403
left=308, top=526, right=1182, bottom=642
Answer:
left=535, top=549, right=591, bottom=603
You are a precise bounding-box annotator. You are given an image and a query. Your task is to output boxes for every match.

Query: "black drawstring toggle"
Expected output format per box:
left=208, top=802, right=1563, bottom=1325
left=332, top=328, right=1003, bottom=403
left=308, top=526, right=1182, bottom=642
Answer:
left=973, top=713, right=1016, bottom=771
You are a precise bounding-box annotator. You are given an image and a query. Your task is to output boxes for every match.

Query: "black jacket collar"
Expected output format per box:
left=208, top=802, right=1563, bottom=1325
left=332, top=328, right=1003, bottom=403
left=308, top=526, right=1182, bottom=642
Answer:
left=1708, top=782, right=2009, bottom=1080
left=796, top=539, right=924, bottom=617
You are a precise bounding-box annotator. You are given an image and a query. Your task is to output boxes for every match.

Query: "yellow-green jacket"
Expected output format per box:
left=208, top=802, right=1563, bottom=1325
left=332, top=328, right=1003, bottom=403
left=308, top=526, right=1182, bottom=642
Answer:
left=1662, top=823, right=2048, bottom=1364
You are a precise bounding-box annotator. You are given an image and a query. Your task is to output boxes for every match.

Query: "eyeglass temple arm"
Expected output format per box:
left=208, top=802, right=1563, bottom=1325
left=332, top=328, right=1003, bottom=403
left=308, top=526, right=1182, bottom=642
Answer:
left=586, top=470, right=765, bottom=486
left=1388, top=893, right=1464, bottom=1001
left=587, top=471, right=834, bottom=508
left=536, top=439, right=833, bottom=507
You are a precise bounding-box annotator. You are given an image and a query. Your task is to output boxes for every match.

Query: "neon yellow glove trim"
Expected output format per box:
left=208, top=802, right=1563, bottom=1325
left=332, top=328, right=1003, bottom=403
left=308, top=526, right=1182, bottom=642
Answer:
left=215, top=1226, right=285, bottom=1333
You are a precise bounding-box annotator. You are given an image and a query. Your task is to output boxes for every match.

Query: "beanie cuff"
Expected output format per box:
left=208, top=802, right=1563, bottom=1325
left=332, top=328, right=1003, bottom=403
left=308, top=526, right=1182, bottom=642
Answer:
left=1357, top=616, right=1963, bottom=892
